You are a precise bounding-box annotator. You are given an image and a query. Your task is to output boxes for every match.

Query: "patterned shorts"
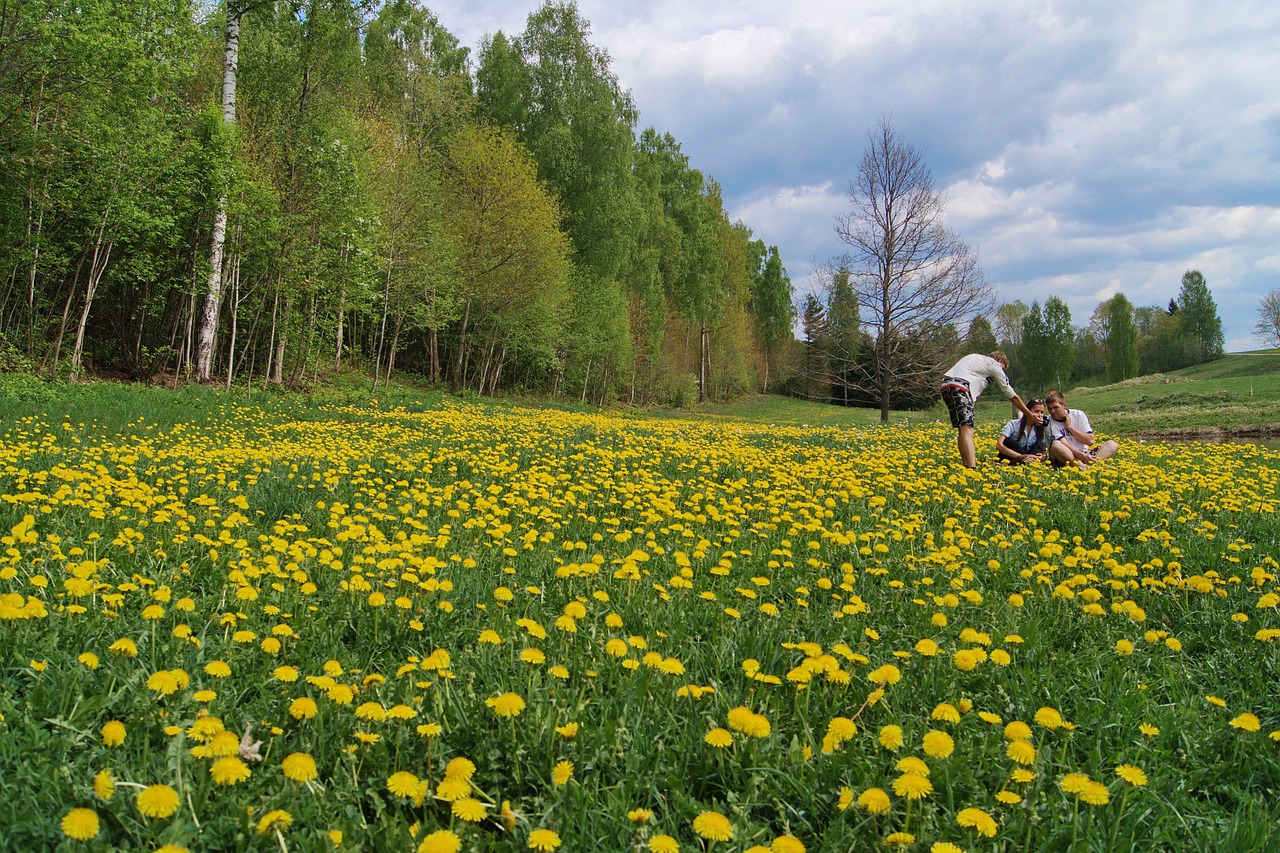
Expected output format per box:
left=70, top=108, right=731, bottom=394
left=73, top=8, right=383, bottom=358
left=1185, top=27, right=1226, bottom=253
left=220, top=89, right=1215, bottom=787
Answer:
left=940, top=379, right=975, bottom=428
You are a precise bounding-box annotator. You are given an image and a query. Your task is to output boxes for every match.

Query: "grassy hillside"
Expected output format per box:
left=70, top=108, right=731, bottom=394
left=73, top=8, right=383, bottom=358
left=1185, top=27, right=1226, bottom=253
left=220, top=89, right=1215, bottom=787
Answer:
left=1058, top=351, right=1280, bottom=437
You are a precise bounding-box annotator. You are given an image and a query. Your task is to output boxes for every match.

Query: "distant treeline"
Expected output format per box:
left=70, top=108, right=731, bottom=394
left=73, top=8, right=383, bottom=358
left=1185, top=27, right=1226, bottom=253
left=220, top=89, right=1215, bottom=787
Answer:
left=797, top=269, right=1225, bottom=408
left=0, top=0, right=795, bottom=404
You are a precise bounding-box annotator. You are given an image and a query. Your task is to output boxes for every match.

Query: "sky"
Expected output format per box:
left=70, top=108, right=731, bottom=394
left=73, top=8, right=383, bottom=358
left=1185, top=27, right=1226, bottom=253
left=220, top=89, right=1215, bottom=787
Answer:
left=430, top=0, right=1280, bottom=351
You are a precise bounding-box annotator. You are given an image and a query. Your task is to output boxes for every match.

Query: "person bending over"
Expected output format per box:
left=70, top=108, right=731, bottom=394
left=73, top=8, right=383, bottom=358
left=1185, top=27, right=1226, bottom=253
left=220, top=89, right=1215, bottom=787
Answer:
left=996, top=397, right=1048, bottom=464
left=940, top=351, right=1043, bottom=468
left=1043, top=390, right=1118, bottom=468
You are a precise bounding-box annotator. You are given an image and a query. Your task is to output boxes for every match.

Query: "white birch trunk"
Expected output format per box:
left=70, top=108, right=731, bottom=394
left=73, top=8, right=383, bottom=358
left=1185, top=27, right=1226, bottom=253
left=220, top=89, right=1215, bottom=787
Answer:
left=195, top=6, right=240, bottom=382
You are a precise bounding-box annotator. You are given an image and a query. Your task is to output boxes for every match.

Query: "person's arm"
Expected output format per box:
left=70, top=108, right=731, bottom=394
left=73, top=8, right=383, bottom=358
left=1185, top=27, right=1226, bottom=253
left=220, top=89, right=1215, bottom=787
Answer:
left=1063, top=410, right=1095, bottom=448
left=1010, top=394, right=1044, bottom=426
left=996, top=434, right=1021, bottom=460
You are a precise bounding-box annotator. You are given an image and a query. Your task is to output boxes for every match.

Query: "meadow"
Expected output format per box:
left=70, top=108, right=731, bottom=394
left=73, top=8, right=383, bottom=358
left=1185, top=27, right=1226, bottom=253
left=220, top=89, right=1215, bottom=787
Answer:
left=2, top=383, right=1279, bottom=852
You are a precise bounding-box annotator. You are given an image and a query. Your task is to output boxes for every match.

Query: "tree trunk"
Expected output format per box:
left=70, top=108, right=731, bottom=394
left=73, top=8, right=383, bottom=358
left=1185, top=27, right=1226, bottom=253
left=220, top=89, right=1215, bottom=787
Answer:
left=69, top=235, right=113, bottom=381
left=265, top=285, right=279, bottom=383
left=225, top=257, right=240, bottom=390
left=195, top=6, right=241, bottom=382
left=427, top=327, right=439, bottom=384
left=698, top=324, right=708, bottom=402
left=372, top=247, right=394, bottom=393
left=334, top=288, right=345, bottom=370
left=271, top=299, right=288, bottom=385
left=387, top=314, right=403, bottom=382
left=451, top=297, right=471, bottom=390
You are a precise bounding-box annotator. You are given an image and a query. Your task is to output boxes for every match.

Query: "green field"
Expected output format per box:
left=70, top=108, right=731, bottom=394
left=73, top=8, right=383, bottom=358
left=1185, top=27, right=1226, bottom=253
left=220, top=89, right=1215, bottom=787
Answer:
left=2, top=379, right=1279, bottom=851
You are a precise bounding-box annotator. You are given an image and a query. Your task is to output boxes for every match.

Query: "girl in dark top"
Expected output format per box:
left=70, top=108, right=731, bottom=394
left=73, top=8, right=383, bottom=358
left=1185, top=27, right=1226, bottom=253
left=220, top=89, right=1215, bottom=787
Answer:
left=996, top=398, right=1048, bottom=464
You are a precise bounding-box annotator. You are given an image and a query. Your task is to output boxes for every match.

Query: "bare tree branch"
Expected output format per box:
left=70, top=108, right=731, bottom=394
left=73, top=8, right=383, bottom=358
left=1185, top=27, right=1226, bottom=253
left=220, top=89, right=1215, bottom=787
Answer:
left=834, top=117, right=992, bottom=421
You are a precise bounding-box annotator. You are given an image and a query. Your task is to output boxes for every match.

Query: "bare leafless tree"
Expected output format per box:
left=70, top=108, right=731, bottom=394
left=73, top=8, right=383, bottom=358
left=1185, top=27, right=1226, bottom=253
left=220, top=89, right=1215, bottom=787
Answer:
left=835, top=117, right=993, bottom=421
left=1255, top=290, right=1280, bottom=349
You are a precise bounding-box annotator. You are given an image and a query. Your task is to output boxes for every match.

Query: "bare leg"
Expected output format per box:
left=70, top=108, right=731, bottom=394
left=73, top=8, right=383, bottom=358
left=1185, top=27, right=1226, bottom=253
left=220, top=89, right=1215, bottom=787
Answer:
left=1094, top=439, right=1119, bottom=461
left=1049, top=442, right=1086, bottom=469
left=958, top=425, right=977, bottom=468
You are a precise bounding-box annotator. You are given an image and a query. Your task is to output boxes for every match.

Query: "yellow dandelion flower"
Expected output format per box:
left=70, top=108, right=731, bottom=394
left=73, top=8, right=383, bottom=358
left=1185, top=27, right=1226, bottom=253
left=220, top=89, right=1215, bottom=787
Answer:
left=956, top=807, right=998, bottom=837
left=210, top=756, right=251, bottom=786
left=772, top=835, right=805, bottom=853
left=858, top=787, right=892, bottom=814
left=93, top=769, right=114, bottom=801
left=387, top=771, right=422, bottom=800
left=1139, top=723, right=1160, bottom=737
left=1115, top=764, right=1147, bottom=786
left=204, top=660, right=231, bottom=678
left=416, top=829, right=462, bottom=853
left=1006, top=739, right=1036, bottom=765
left=487, top=692, right=525, bottom=717
left=444, top=757, right=476, bottom=780
left=136, top=784, right=180, bottom=819
left=101, top=720, right=126, bottom=746
left=452, top=797, right=488, bottom=822
left=1230, top=713, right=1261, bottom=732
left=61, top=808, right=99, bottom=841
left=1004, top=721, right=1033, bottom=742
left=922, top=730, right=955, bottom=759
left=527, top=828, right=562, bottom=850
left=879, top=724, right=904, bottom=751
left=552, top=760, right=574, bottom=785
left=648, top=835, right=680, bottom=853
left=896, top=756, right=930, bottom=776
left=692, top=811, right=734, bottom=841
left=555, top=722, right=580, bottom=738
left=705, top=727, right=734, bottom=748
left=883, top=832, right=915, bottom=846
left=837, top=786, right=855, bottom=810
left=1080, top=781, right=1110, bottom=805
left=282, top=752, right=318, bottom=783
left=1059, top=773, right=1092, bottom=795
left=436, top=776, right=471, bottom=801
left=290, top=696, right=319, bottom=719
left=1033, top=707, right=1064, bottom=729
left=932, top=703, right=961, bottom=723
left=892, top=772, right=932, bottom=800
left=995, top=790, right=1022, bottom=804
left=256, top=809, right=292, bottom=835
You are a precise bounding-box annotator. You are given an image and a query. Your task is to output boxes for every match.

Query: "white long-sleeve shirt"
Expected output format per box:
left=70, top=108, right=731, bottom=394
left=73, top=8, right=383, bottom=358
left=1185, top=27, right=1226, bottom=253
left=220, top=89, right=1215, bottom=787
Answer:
left=941, top=354, right=1016, bottom=402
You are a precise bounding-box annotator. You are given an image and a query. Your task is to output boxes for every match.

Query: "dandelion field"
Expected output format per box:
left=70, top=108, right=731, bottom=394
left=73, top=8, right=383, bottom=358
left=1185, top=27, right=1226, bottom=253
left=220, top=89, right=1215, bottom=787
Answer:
left=3, top=389, right=1280, bottom=851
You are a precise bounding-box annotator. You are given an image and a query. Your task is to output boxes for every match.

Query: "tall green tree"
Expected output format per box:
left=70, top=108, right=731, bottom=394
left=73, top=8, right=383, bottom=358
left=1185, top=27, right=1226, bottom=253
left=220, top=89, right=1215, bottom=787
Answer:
left=1018, top=302, right=1050, bottom=389
left=825, top=263, right=860, bottom=406
left=1043, top=296, right=1074, bottom=389
left=440, top=123, right=571, bottom=392
left=801, top=292, right=828, bottom=401
left=750, top=243, right=795, bottom=391
left=476, top=1, right=638, bottom=284
left=966, top=315, right=998, bottom=354
left=1098, top=293, right=1138, bottom=382
left=1173, top=270, right=1224, bottom=365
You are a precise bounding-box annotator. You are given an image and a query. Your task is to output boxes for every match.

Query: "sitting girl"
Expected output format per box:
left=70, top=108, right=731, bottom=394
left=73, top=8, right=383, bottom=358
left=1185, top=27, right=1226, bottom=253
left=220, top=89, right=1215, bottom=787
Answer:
left=996, top=397, right=1048, bottom=464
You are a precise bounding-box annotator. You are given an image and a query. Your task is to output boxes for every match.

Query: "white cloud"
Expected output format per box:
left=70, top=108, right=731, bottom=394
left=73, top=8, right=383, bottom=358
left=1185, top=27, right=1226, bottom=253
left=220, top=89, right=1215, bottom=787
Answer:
left=431, top=0, right=1280, bottom=349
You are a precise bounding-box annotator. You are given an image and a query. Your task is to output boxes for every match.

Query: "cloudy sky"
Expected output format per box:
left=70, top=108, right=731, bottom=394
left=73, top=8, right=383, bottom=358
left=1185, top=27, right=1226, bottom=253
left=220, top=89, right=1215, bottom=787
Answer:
left=430, top=0, right=1280, bottom=351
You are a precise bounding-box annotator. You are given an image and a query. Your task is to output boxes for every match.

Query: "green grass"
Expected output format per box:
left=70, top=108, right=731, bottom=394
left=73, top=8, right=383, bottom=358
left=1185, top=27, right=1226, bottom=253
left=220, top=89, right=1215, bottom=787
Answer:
left=2, top=382, right=1280, bottom=850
